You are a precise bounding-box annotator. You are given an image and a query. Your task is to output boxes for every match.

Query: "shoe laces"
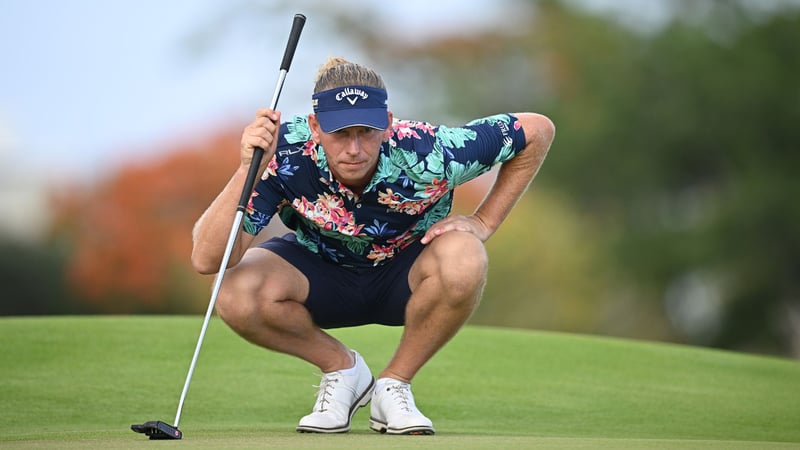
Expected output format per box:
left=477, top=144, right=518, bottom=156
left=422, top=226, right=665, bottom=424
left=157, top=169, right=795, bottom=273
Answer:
left=386, top=383, right=414, bottom=413
left=312, top=373, right=340, bottom=413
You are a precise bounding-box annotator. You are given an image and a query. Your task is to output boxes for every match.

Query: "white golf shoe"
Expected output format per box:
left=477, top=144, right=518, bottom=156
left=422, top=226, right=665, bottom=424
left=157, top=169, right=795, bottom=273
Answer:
left=296, top=351, right=375, bottom=433
left=369, top=378, right=435, bottom=435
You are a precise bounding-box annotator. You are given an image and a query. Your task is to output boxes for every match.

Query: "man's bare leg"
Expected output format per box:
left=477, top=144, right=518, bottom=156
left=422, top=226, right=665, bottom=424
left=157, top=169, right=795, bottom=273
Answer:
left=215, top=248, right=353, bottom=372
left=216, top=247, right=375, bottom=433
left=369, top=231, right=486, bottom=434
left=380, top=230, right=488, bottom=382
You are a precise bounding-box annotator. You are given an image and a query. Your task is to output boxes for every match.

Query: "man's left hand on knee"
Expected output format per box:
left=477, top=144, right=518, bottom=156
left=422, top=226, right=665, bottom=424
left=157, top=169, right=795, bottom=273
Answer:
left=420, top=215, right=492, bottom=244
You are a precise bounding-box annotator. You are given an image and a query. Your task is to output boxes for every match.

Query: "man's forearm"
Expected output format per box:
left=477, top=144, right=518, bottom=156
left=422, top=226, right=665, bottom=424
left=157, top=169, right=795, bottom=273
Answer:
left=191, top=166, right=255, bottom=274
left=473, top=113, right=554, bottom=236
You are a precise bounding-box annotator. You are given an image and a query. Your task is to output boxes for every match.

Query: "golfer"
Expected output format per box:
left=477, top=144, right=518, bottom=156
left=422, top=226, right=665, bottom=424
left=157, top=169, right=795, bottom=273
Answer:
left=191, top=57, right=554, bottom=435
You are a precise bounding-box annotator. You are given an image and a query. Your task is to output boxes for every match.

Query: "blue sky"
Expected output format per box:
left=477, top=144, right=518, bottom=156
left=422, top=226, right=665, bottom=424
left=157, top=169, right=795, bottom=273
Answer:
left=1, top=0, right=542, bottom=178
left=1, top=1, right=297, bottom=176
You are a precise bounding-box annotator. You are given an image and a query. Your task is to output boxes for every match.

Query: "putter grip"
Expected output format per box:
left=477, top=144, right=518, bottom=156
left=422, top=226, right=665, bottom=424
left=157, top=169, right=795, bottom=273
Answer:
left=236, top=14, right=306, bottom=211
left=281, top=14, right=306, bottom=71
left=237, top=147, right=264, bottom=212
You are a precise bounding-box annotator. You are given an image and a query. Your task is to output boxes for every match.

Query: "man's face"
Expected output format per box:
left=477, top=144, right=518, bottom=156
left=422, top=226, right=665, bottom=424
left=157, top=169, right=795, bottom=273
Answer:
left=309, top=112, right=393, bottom=193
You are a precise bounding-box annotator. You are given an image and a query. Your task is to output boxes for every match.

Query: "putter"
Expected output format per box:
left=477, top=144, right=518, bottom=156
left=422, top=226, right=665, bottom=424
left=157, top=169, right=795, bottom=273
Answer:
left=131, top=13, right=306, bottom=440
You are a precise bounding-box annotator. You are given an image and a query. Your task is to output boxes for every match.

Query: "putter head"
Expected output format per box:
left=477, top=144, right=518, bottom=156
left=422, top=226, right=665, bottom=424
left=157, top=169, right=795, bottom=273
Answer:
left=131, top=420, right=182, bottom=440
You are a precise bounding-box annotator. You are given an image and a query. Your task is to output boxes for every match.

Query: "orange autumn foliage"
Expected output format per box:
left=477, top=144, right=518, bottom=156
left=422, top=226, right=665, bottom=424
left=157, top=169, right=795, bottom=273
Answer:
left=50, top=129, right=241, bottom=309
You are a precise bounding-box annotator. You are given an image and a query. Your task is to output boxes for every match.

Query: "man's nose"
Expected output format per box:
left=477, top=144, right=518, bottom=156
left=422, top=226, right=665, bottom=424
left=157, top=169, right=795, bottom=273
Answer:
left=345, top=135, right=361, bottom=154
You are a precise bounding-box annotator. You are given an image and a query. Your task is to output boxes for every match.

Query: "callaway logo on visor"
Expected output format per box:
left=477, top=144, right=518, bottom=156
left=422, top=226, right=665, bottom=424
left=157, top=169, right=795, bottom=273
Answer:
left=312, top=85, right=388, bottom=133
left=336, top=87, right=369, bottom=105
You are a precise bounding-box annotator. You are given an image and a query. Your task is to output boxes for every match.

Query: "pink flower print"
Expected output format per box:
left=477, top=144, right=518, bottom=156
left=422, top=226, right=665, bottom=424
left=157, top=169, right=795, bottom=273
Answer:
left=246, top=192, right=258, bottom=215
left=394, top=123, right=421, bottom=140
left=387, top=230, right=417, bottom=249
left=393, top=120, right=435, bottom=140
left=378, top=189, right=401, bottom=207
left=423, top=178, right=449, bottom=202
left=302, top=140, right=317, bottom=160
left=397, top=200, right=426, bottom=215
left=367, top=243, right=395, bottom=266
left=292, top=193, right=364, bottom=236
left=262, top=157, right=279, bottom=179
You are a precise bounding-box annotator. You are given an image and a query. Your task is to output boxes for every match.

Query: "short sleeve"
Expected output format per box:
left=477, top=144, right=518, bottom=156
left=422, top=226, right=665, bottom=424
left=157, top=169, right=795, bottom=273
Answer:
left=440, top=113, right=527, bottom=186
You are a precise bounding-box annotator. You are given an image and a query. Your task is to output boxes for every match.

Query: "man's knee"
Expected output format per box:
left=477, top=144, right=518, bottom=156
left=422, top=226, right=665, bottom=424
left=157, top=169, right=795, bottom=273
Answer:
left=420, top=231, right=488, bottom=299
left=215, top=266, right=260, bottom=330
left=215, top=250, right=309, bottom=331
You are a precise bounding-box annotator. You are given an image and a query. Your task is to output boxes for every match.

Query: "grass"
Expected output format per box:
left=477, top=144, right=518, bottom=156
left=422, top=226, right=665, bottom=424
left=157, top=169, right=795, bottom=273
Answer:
left=1, top=316, right=799, bottom=449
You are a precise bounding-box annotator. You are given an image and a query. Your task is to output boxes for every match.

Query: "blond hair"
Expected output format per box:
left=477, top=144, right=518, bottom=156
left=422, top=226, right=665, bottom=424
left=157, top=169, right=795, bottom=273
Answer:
left=313, top=56, right=386, bottom=93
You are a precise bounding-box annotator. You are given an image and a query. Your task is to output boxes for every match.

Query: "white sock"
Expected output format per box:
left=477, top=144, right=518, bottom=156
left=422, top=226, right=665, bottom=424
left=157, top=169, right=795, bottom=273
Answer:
left=375, top=377, right=405, bottom=390
left=336, top=351, right=359, bottom=376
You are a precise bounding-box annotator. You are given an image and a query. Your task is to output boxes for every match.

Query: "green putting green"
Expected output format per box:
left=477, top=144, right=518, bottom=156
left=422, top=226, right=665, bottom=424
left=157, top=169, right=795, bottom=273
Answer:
left=1, top=316, right=798, bottom=449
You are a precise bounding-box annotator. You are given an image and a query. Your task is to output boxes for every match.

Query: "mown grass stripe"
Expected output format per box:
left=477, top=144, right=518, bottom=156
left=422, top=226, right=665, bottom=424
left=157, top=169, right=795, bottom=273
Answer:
left=1, top=316, right=798, bottom=449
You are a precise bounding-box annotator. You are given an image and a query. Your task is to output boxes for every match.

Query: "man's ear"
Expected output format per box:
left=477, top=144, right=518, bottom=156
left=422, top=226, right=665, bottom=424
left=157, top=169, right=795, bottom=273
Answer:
left=383, top=111, right=394, bottom=141
left=308, top=113, right=321, bottom=143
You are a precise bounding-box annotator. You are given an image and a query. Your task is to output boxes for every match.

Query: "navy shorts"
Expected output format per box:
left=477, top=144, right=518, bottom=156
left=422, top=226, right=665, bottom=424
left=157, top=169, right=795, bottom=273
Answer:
left=257, top=233, right=425, bottom=329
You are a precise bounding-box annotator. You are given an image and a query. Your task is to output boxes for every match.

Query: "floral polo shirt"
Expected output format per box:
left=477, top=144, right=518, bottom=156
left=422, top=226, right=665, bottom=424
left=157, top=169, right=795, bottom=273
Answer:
left=244, top=113, right=527, bottom=268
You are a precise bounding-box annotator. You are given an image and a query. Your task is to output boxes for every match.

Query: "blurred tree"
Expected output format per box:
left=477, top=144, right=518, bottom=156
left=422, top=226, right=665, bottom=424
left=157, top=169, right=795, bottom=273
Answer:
left=478, top=1, right=800, bottom=355
left=611, top=4, right=800, bottom=355
left=264, top=0, right=800, bottom=354
left=49, top=131, right=243, bottom=313
left=0, top=238, right=81, bottom=315
left=526, top=1, right=800, bottom=355
left=453, top=174, right=670, bottom=338
left=41, top=0, right=800, bottom=357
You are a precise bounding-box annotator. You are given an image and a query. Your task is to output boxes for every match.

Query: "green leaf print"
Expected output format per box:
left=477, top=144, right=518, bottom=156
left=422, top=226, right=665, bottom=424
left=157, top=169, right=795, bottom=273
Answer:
left=436, top=125, right=477, bottom=148
left=494, top=139, right=516, bottom=165
left=375, top=153, right=402, bottom=184
left=421, top=143, right=445, bottom=178
left=466, top=114, right=511, bottom=128
left=447, top=160, right=489, bottom=186
left=243, top=216, right=259, bottom=235
left=316, top=144, right=329, bottom=172
left=321, top=230, right=372, bottom=255
left=389, top=146, right=420, bottom=170
left=285, top=116, right=312, bottom=144
left=466, top=114, right=517, bottom=165
left=295, top=229, right=319, bottom=254
left=413, top=192, right=452, bottom=233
